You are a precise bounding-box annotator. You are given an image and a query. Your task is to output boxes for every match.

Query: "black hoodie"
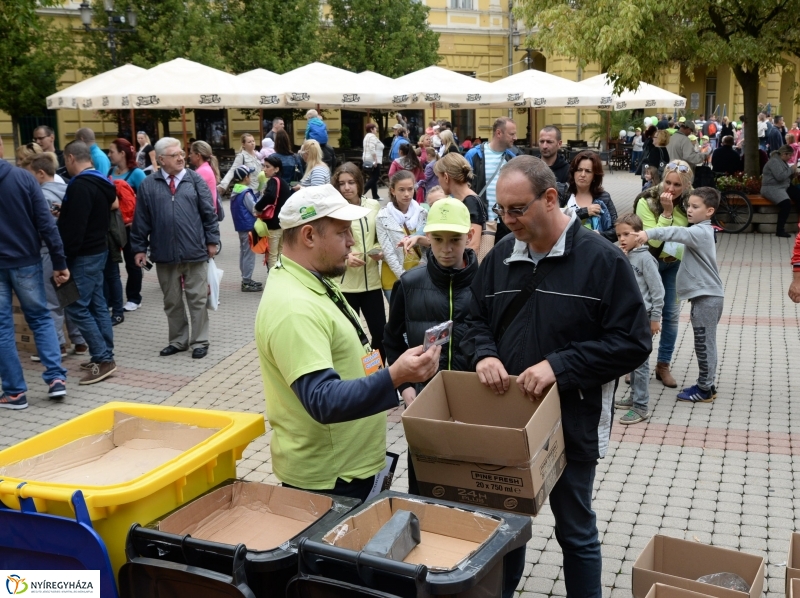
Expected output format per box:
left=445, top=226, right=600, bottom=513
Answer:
left=58, top=169, right=116, bottom=259
left=548, top=153, right=570, bottom=184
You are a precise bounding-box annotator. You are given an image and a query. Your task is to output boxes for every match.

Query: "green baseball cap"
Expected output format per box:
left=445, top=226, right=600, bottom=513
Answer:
left=425, top=197, right=471, bottom=234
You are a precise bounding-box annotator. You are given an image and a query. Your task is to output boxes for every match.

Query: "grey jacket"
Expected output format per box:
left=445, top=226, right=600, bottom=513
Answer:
left=760, top=156, right=793, bottom=204
left=626, top=246, right=665, bottom=321
left=130, top=169, right=219, bottom=264
left=39, top=181, right=67, bottom=254
left=647, top=220, right=723, bottom=301
left=666, top=131, right=703, bottom=169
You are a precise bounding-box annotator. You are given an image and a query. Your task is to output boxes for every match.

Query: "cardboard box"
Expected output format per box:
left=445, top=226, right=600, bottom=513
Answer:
left=159, top=481, right=334, bottom=551
left=632, top=535, right=765, bottom=598
left=402, top=371, right=565, bottom=516
left=646, top=583, right=717, bottom=598
left=791, top=579, right=800, bottom=598
left=0, top=412, right=219, bottom=486
left=322, top=495, right=502, bottom=571
left=787, top=533, right=800, bottom=598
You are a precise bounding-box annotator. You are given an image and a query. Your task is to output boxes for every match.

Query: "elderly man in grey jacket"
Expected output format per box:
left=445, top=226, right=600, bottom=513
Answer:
left=666, top=122, right=703, bottom=171
left=130, top=137, right=219, bottom=359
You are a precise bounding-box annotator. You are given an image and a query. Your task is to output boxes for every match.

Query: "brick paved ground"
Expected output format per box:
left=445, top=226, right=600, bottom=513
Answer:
left=2, top=171, right=799, bottom=597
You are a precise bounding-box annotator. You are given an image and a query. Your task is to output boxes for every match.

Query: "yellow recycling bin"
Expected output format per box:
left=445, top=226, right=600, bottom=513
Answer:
left=0, top=402, right=265, bottom=576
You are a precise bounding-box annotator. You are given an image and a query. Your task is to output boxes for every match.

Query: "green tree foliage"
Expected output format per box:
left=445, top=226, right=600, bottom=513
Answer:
left=0, top=0, right=73, bottom=144
left=517, top=0, right=800, bottom=175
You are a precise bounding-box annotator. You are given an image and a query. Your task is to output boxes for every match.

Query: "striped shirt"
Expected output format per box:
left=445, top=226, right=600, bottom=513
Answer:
left=483, top=145, right=506, bottom=220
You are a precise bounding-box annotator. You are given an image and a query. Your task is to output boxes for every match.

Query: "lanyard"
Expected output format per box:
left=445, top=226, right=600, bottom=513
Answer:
left=312, top=272, right=371, bottom=351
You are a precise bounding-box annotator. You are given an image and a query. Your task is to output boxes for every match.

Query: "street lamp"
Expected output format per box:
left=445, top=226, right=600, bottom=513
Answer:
left=77, top=0, right=137, bottom=67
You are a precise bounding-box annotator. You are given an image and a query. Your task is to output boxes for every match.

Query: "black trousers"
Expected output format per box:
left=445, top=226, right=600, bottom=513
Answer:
left=284, top=475, right=375, bottom=504
left=342, top=289, right=386, bottom=361
left=777, top=186, right=800, bottom=234
left=121, top=234, right=143, bottom=305
left=364, top=164, right=381, bottom=200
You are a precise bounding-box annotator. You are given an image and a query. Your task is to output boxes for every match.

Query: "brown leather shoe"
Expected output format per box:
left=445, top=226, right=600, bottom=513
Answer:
left=655, top=362, right=677, bottom=388
left=79, top=361, right=117, bottom=385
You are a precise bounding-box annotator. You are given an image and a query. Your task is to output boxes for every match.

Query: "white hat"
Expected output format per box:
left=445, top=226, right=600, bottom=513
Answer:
left=279, top=184, right=370, bottom=229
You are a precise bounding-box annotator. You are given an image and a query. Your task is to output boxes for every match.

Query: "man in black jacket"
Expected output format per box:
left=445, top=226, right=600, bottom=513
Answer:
left=59, top=141, right=118, bottom=385
left=538, top=125, right=570, bottom=184
left=461, top=155, right=651, bottom=598
left=711, top=136, right=743, bottom=175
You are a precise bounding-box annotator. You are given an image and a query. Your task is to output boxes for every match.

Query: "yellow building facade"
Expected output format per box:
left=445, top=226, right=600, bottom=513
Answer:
left=2, top=0, right=798, bottom=153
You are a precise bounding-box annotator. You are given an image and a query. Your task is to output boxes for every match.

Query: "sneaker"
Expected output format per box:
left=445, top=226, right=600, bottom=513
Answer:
left=677, top=384, right=716, bottom=403
left=123, top=301, right=140, bottom=311
left=79, top=361, right=117, bottom=385
left=241, top=280, right=263, bottom=292
left=48, top=379, right=67, bottom=399
left=73, top=343, right=89, bottom=356
left=111, top=314, right=124, bottom=326
left=80, top=360, right=99, bottom=370
left=0, top=393, right=28, bottom=410
left=615, top=396, right=633, bottom=409
left=619, top=409, right=649, bottom=425
left=31, top=345, right=67, bottom=361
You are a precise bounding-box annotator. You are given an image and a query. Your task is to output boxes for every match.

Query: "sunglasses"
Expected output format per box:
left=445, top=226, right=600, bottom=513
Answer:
left=491, top=194, right=543, bottom=219
left=665, top=162, right=690, bottom=173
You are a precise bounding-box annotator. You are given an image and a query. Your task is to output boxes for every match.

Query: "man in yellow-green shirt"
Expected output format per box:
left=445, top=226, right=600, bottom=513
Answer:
left=255, top=184, right=440, bottom=501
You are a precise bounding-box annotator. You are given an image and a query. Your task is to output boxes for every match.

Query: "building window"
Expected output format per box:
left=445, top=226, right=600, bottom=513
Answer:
left=451, top=0, right=474, bottom=8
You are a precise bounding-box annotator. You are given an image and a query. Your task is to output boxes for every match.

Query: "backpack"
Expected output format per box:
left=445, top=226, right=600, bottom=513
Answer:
left=108, top=169, right=137, bottom=225
left=248, top=220, right=270, bottom=256
left=708, top=122, right=717, bottom=136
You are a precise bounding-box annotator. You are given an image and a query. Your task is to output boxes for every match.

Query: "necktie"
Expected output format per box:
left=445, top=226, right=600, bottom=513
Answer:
left=169, top=175, right=176, bottom=195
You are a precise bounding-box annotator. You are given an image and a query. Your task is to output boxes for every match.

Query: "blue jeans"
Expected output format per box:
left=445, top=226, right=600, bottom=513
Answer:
left=0, top=262, right=67, bottom=395
left=630, top=357, right=650, bottom=413
left=65, top=252, right=114, bottom=363
left=549, top=459, right=601, bottom=598
left=103, top=252, right=123, bottom=318
left=657, top=260, right=679, bottom=363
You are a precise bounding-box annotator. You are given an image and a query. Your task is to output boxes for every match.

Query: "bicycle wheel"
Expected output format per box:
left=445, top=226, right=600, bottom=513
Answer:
left=714, top=190, right=752, bottom=233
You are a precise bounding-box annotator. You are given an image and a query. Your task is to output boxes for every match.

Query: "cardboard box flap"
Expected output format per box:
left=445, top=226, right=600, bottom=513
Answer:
left=160, top=482, right=333, bottom=552
left=787, top=533, right=800, bottom=598
left=647, top=583, right=722, bottom=598
left=791, top=579, right=800, bottom=598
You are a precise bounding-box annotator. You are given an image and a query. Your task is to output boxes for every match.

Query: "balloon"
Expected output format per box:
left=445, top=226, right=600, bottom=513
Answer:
left=644, top=117, right=652, bottom=127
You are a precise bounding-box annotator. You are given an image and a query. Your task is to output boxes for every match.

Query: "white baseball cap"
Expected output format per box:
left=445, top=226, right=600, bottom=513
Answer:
left=279, top=184, right=370, bottom=229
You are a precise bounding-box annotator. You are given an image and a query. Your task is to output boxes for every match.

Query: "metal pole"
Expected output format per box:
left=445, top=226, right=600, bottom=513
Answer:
left=259, top=109, right=264, bottom=145
left=576, top=66, right=583, bottom=138
left=527, top=49, right=533, bottom=147
left=130, top=108, right=136, bottom=145
left=507, top=0, right=514, bottom=119
left=181, top=106, right=188, bottom=149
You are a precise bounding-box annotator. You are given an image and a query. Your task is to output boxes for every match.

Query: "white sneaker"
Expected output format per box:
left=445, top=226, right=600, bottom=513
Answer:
left=123, top=301, right=140, bottom=311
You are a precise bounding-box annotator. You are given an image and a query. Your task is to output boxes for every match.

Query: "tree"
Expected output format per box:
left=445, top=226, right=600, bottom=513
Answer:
left=323, top=0, right=440, bottom=139
left=0, top=0, right=73, bottom=146
left=517, top=0, right=800, bottom=175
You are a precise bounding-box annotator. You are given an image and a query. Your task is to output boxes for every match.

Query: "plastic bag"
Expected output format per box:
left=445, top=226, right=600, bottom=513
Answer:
left=697, top=572, right=750, bottom=592
left=207, top=258, right=223, bottom=311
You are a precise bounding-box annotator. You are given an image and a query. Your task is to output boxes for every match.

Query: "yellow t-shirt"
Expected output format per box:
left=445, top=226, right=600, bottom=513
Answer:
left=254, top=256, right=386, bottom=489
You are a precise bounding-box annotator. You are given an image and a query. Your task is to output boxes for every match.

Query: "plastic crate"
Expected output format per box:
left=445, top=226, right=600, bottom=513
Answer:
left=0, top=402, right=265, bottom=576
left=129, top=480, right=361, bottom=597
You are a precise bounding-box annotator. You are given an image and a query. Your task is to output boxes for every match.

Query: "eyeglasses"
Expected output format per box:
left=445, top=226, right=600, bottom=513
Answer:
left=162, top=151, right=185, bottom=159
left=665, top=162, right=690, bottom=173
left=492, top=194, right=543, bottom=219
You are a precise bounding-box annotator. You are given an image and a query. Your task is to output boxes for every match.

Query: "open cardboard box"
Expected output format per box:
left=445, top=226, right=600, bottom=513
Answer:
left=787, top=533, right=800, bottom=598
left=322, top=495, right=502, bottom=571
left=0, top=412, right=218, bottom=486
left=632, top=535, right=765, bottom=598
left=402, top=371, right=565, bottom=516
left=646, top=583, right=718, bottom=598
left=790, top=579, right=800, bottom=598
left=159, top=481, right=334, bottom=551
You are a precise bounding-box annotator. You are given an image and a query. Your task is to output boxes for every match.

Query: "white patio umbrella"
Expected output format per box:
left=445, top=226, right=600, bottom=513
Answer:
left=46, top=64, right=147, bottom=111
left=491, top=70, right=612, bottom=109
left=580, top=74, right=686, bottom=110
left=393, top=66, right=509, bottom=110
left=237, top=68, right=281, bottom=141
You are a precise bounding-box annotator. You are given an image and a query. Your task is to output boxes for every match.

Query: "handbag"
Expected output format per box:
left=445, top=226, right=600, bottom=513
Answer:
left=478, top=221, right=496, bottom=263
left=260, top=177, right=282, bottom=221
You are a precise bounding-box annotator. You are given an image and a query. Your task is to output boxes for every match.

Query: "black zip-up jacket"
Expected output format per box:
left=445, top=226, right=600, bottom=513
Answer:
left=58, top=169, right=116, bottom=259
left=461, top=216, right=651, bottom=462
left=385, top=249, right=479, bottom=390
left=130, top=169, right=219, bottom=264
left=254, top=176, right=292, bottom=230
left=548, top=154, right=570, bottom=184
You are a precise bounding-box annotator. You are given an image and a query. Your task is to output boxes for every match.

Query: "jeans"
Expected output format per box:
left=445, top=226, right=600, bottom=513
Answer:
left=103, top=252, right=124, bottom=318
left=42, top=251, right=84, bottom=346
left=630, top=150, right=643, bottom=172
left=65, top=252, right=114, bottom=363
left=657, top=260, right=679, bottom=363
left=630, top=358, right=650, bottom=413
left=0, top=262, right=67, bottom=395
left=122, top=233, right=142, bottom=305
left=549, top=459, right=602, bottom=598
left=237, top=231, right=256, bottom=281
left=364, top=164, right=381, bottom=199
left=343, top=290, right=386, bottom=360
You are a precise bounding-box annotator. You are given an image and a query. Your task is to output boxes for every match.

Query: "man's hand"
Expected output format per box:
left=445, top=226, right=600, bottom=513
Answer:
left=517, top=360, right=556, bottom=401
left=789, top=272, right=800, bottom=303
left=216, top=184, right=225, bottom=197
left=401, top=387, right=418, bottom=408
left=134, top=252, right=148, bottom=267
left=346, top=253, right=366, bottom=268
left=389, top=345, right=441, bottom=388
left=53, top=269, right=70, bottom=286
left=476, top=357, right=509, bottom=395
left=650, top=321, right=661, bottom=336
left=586, top=203, right=602, bottom=216
left=207, top=244, right=218, bottom=259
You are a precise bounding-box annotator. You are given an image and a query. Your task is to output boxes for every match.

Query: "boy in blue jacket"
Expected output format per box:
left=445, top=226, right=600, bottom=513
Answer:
left=229, top=165, right=262, bottom=292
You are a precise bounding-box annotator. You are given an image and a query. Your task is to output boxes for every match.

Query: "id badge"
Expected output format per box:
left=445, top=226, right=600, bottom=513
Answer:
left=361, top=349, right=384, bottom=376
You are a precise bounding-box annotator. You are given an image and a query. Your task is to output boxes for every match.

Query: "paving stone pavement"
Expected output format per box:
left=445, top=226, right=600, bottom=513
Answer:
left=3, top=171, right=799, bottom=597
